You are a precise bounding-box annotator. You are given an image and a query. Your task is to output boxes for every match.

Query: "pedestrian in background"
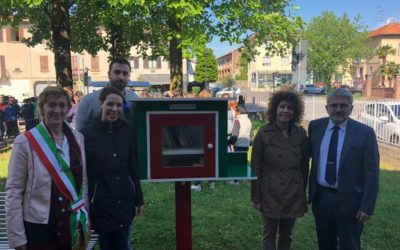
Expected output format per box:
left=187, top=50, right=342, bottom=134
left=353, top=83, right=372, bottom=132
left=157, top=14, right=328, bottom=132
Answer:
left=21, top=98, right=36, bottom=131
left=4, top=97, right=20, bottom=138
left=67, top=91, right=84, bottom=129
left=251, top=90, right=309, bottom=250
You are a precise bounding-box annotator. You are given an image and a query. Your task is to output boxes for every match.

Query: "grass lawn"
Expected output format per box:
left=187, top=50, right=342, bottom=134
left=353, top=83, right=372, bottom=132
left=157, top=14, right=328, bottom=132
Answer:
left=0, top=150, right=399, bottom=249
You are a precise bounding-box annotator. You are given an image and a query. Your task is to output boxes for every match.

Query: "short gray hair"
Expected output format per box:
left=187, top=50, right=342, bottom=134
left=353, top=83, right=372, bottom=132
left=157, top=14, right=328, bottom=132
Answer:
left=327, top=88, right=353, bottom=104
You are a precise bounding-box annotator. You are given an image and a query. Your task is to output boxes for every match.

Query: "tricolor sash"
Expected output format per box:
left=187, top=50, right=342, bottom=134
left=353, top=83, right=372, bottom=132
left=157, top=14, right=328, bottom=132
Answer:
left=25, top=123, right=89, bottom=249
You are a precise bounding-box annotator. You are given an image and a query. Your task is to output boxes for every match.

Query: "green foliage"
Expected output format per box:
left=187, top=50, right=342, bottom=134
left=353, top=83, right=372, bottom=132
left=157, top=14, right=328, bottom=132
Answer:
left=194, top=48, right=218, bottom=83
left=192, top=86, right=201, bottom=96
left=303, top=11, right=373, bottom=91
left=235, top=49, right=249, bottom=80
left=375, top=45, right=397, bottom=86
left=221, top=74, right=235, bottom=87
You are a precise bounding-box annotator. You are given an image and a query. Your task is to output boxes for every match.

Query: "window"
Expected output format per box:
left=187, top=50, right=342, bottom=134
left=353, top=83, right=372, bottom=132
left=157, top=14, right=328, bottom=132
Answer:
left=91, top=56, right=100, bottom=72
left=0, top=55, right=6, bottom=80
left=144, top=57, right=161, bottom=69
left=40, top=56, right=49, bottom=72
left=398, top=43, right=400, bottom=56
left=129, top=56, right=139, bottom=69
left=281, top=56, right=289, bottom=66
left=369, top=66, right=373, bottom=74
left=262, top=57, right=271, bottom=66
left=8, top=28, right=22, bottom=42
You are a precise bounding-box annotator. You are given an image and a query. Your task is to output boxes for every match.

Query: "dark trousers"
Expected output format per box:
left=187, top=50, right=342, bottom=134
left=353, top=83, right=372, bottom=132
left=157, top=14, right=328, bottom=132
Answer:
left=0, top=123, right=4, bottom=140
left=6, top=120, right=18, bottom=137
left=262, top=216, right=296, bottom=250
left=312, top=186, right=364, bottom=250
left=99, top=226, right=132, bottom=250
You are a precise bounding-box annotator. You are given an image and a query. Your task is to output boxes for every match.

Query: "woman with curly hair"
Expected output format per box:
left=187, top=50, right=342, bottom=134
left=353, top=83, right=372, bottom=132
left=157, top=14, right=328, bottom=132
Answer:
left=251, top=90, right=309, bottom=250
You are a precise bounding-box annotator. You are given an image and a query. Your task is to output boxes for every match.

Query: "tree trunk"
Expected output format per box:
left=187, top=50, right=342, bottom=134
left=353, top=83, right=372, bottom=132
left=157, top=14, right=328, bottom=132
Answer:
left=50, top=0, right=73, bottom=90
left=381, top=57, right=386, bottom=87
left=108, top=23, right=127, bottom=61
left=168, top=17, right=183, bottom=95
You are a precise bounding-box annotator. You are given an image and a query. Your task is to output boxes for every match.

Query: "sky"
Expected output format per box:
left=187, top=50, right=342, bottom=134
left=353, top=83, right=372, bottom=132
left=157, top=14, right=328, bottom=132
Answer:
left=208, top=0, right=400, bottom=58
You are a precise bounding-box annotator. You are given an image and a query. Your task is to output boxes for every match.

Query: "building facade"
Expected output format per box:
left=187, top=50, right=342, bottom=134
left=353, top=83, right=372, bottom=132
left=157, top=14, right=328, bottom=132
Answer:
left=216, top=49, right=241, bottom=80
left=365, top=21, right=400, bottom=87
left=0, top=23, right=195, bottom=101
left=247, top=41, right=295, bottom=89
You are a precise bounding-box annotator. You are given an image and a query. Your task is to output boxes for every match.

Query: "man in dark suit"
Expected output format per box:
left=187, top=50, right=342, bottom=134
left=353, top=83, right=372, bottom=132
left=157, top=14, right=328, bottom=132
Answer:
left=308, top=88, right=380, bottom=250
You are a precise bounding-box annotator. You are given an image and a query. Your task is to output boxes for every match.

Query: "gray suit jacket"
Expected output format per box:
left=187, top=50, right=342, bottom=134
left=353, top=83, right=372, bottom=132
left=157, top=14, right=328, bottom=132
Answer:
left=308, top=117, right=380, bottom=218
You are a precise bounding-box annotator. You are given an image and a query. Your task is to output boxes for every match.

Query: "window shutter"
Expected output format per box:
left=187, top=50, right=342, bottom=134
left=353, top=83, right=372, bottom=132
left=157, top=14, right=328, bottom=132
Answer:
left=91, top=56, right=100, bottom=71
left=40, top=56, right=49, bottom=72
left=134, top=57, right=139, bottom=69
left=5, top=28, right=10, bottom=42
left=0, top=56, right=6, bottom=80
left=0, top=28, right=3, bottom=42
left=71, top=56, right=78, bottom=70
left=157, top=57, right=162, bottom=68
left=19, top=27, right=24, bottom=40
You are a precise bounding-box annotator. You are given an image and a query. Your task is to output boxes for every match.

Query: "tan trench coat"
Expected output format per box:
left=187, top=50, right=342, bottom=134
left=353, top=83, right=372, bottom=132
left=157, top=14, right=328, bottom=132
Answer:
left=251, top=123, right=309, bottom=218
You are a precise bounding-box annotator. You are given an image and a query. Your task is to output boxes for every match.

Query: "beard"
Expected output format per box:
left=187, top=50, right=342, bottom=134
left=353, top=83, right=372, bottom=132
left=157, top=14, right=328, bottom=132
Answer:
left=110, top=79, right=127, bottom=91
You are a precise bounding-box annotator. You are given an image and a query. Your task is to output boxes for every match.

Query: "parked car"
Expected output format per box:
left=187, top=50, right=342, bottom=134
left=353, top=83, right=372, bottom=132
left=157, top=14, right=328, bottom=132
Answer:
left=216, top=87, right=241, bottom=98
left=358, top=101, right=400, bottom=145
left=302, top=84, right=326, bottom=94
left=210, top=86, right=224, bottom=97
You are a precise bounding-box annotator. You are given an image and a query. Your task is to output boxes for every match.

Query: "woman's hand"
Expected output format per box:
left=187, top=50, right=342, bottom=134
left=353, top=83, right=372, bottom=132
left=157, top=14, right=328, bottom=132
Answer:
left=15, top=244, right=27, bottom=250
left=135, top=205, right=144, bottom=216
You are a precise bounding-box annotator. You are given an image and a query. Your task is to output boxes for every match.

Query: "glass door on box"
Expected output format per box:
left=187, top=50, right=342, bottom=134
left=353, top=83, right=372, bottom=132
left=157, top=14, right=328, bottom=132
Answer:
left=149, top=113, right=216, bottom=179
left=162, top=125, right=204, bottom=167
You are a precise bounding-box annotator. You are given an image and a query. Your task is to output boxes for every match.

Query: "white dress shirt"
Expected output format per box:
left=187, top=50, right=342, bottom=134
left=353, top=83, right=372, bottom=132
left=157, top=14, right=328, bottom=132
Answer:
left=317, top=119, right=348, bottom=188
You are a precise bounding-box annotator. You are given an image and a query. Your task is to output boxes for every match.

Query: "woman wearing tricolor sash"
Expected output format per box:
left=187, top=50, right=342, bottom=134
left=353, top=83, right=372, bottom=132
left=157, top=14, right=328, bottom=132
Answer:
left=81, top=87, right=144, bottom=250
left=6, top=86, right=90, bottom=250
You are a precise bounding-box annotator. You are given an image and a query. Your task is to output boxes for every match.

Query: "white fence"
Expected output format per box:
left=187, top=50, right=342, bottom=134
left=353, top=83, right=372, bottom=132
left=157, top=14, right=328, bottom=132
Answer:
left=241, top=91, right=400, bottom=147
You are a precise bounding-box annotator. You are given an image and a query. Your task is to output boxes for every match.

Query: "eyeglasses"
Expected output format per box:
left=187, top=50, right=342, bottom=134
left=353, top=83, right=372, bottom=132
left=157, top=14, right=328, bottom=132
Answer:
left=327, top=103, right=352, bottom=109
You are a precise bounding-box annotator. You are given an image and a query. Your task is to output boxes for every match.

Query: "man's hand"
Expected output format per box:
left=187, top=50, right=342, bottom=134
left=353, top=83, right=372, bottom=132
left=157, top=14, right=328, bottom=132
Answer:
left=135, top=205, right=144, bottom=216
left=15, top=244, right=27, bottom=250
left=356, top=210, right=371, bottom=222
left=252, top=202, right=261, bottom=212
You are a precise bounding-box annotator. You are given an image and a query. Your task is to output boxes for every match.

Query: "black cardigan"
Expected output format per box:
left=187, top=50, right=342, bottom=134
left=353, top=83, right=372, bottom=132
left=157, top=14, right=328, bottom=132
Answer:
left=81, top=119, right=144, bottom=234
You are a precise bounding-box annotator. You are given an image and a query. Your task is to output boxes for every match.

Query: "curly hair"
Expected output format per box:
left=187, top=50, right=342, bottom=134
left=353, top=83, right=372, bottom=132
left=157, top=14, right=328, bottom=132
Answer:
left=265, top=90, right=304, bottom=125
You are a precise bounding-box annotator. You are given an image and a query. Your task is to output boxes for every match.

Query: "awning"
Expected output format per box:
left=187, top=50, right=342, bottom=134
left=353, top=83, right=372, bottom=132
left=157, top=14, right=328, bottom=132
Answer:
left=88, top=81, right=151, bottom=87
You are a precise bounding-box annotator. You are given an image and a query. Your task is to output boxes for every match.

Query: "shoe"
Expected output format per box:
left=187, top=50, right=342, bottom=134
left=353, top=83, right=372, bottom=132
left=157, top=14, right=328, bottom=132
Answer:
left=191, top=184, right=202, bottom=192
left=209, top=181, right=216, bottom=189
left=227, top=180, right=240, bottom=186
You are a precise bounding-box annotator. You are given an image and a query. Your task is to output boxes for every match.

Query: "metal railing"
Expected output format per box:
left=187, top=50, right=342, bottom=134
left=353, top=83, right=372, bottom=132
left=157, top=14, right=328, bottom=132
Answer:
left=241, top=91, right=400, bottom=147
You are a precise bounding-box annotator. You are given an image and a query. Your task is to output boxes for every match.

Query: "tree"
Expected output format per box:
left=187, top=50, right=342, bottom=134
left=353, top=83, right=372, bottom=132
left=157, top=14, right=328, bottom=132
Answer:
left=194, top=48, right=218, bottom=83
left=110, top=0, right=303, bottom=94
left=380, top=61, right=400, bottom=88
left=1, top=0, right=147, bottom=88
left=375, top=45, right=396, bottom=87
left=236, top=49, right=249, bottom=80
left=303, top=11, right=373, bottom=90
left=1, top=0, right=76, bottom=89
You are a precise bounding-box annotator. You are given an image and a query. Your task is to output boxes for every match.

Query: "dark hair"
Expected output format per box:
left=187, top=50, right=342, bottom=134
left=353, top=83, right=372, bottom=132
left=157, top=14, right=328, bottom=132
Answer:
left=99, top=87, right=125, bottom=104
left=266, top=90, right=304, bottom=125
left=108, top=58, right=131, bottom=72
left=38, top=86, right=72, bottom=117
left=236, top=104, right=247, bottom=114
left=327, top=88, right=353, bottom=104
